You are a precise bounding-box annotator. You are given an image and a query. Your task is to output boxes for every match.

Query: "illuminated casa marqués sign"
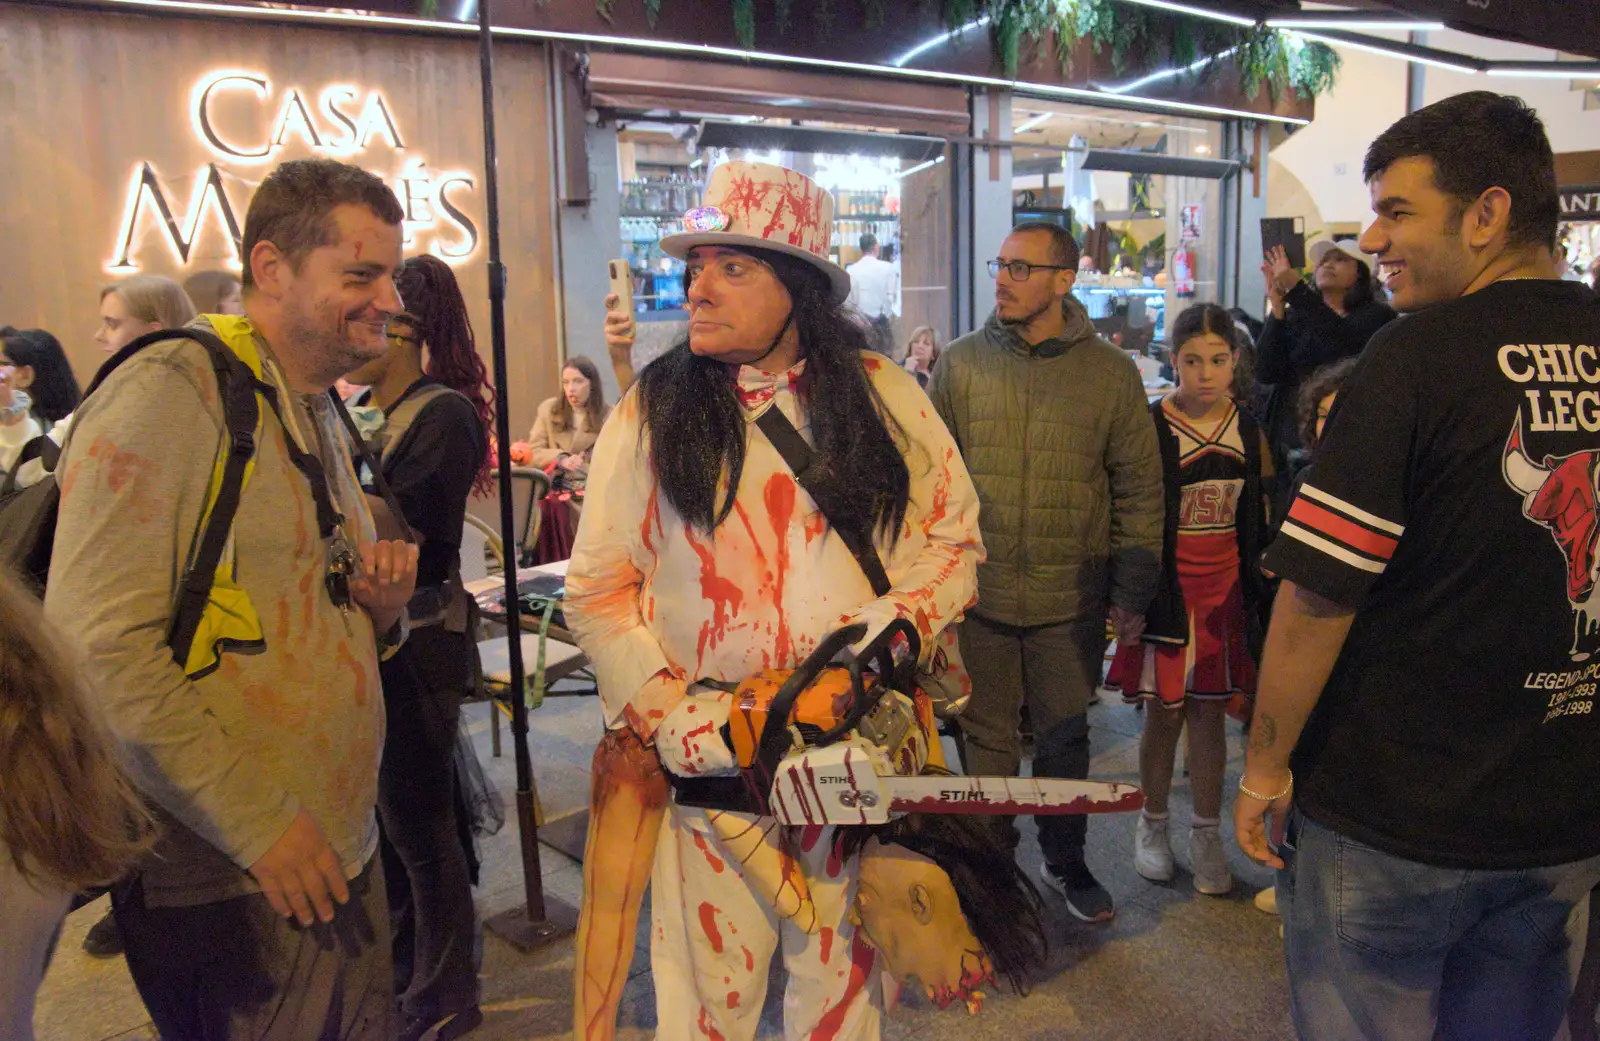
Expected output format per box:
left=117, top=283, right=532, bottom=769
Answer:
left=109, top=70, right=481, bottom=273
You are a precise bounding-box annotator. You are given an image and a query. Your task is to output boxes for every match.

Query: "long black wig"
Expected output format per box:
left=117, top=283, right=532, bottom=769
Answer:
left=637, top=247, right=911, bottom=543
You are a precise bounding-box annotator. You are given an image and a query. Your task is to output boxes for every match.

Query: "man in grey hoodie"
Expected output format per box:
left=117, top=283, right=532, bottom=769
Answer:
left=930, top=222, right=1163, bottom=923
left=46, top=159, right=419, bottom=1040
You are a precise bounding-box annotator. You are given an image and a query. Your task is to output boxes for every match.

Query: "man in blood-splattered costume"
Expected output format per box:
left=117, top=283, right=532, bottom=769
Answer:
left=564, top=161, right=984, bottom=1039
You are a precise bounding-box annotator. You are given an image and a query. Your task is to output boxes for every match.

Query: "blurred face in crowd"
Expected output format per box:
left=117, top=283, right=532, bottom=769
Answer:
left=1359, top=156, right=1498, bottom=313
left=217, top=279, right=245, bottom=316
left=0, top=346, right=36, bottom=397
left=683, top=246, right=795, bottom=366
left=1314, top=250, right=1358, bottom=294
left=256, top=203, right=404, bottom=384
left=1315, top=391, right=1338, bottom=444
left=910, top=331, right=935, bottom=366
left=992, top=229, right=1075, bottom=329
left=1174, top=332, right=1235, bottom=410
left=343, top=315, right=418, bottom=387
left=562, top=365, right=592, bottom=410
left=93, top=291, right=161, bottom=354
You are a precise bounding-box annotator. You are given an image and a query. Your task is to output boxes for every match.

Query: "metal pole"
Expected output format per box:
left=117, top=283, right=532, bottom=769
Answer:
left=477, top=0, right=576, bottom=951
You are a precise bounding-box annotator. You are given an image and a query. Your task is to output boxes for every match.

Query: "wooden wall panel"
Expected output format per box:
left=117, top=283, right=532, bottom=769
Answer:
left=0, top=2, right=560, bottom=444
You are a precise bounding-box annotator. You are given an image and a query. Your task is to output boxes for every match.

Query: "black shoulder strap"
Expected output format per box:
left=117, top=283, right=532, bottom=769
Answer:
left=753, top=406, right=891, bottom=598
left=0, top=434, right=60, bottom=499
left=329, top=389, right=416, bottom=545
left=102, top=327, right=264, bottom=670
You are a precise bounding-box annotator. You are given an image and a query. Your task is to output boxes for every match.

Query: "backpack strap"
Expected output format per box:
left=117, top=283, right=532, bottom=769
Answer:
left=0, top=434, right=60, bottom=500
left=110, top=328, right=267, bottom=670
left=329, top=389, right=416, bottom=545
left=753, top=405, right=891, bottom=598
left=93, top=327, right=265, bottom=669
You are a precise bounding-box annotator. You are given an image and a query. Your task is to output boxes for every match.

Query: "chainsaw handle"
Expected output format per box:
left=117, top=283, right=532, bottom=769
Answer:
left=813, top=617, right=921, bottom=747
left=754, top=623, right=868, bottom=776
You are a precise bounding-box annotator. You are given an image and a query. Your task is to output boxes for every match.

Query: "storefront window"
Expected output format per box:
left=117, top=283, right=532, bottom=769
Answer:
left=1010, top=100, right=1225, bottom=357
left=615, top=123, right=952, bottom=366
left=1559, top=183, right=1599, bottom=284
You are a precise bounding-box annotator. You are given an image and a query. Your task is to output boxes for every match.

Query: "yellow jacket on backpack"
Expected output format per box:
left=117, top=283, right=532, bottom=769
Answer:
left=181, top=313, right=268, bottom=679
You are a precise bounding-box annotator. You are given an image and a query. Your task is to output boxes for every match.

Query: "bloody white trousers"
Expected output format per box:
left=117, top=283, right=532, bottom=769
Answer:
left=649, top=804, right=883, bottom=1040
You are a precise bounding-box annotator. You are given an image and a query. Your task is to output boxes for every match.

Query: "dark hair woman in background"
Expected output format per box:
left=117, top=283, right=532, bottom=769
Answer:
left=2, top=330, right=82, bottom=426
left=343, top=254, right=491, bottom=1041
left=1255, top=239, right=1395, bottom=512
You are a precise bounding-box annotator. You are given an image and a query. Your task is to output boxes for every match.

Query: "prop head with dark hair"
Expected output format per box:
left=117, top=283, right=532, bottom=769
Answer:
left=836, top=807, right=1048, bottom=1011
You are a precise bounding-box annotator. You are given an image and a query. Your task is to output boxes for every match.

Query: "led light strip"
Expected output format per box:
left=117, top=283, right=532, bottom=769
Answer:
left=83, top=0, right=1312, bottom=125
left=1115, top=0, right=1254, bottom=28
left=1268, top=18, right=1445, bottom=31
left=891, top=15, right=989, bottom=68
left=1486, top=64, right=1600, bottom=78
left=895, top=155, right=947, bottom=179
left=1289, top=30, right=1485, bottom=75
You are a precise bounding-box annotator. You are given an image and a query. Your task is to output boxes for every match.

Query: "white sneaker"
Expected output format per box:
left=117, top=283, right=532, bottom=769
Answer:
left=1254, top=886, right=1279, bottom=915
left=1190, top=824, right=1234, bottom=895
left=1133, top=813, right=1175, bottom=882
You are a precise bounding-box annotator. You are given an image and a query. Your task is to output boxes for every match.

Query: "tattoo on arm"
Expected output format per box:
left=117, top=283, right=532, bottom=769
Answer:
left=1249, top=713, right=1279, bottom=753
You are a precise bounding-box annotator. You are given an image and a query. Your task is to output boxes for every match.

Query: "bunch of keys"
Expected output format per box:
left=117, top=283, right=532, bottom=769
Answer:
left=325, top=523, right=356, bottom=613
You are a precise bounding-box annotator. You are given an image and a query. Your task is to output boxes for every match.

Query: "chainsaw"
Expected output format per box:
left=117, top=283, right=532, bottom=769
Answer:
left=671, top=620, right=1143, bottom=825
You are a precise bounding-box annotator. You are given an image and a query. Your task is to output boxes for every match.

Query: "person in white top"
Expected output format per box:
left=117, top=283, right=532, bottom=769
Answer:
left=565, top=161, right=988, bottom=1040
left=846, top=234, right=900, bottom=354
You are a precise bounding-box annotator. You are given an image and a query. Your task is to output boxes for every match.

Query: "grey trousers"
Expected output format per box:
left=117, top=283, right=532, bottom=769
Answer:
left=957, top=612, right=1107, bottom=869
left=114, top=857, right=394, bottom=1041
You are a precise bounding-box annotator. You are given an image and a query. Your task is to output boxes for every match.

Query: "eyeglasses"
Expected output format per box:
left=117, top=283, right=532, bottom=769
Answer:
left=987, top=259, right=1073, bottom=281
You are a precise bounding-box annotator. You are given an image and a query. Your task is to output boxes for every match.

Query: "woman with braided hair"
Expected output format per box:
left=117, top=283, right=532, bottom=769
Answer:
left=343, top=254, right=491, bottom=1041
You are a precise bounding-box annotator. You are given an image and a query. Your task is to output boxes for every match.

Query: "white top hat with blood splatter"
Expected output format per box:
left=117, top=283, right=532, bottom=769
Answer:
left=659, top=161, right=851, bottom=305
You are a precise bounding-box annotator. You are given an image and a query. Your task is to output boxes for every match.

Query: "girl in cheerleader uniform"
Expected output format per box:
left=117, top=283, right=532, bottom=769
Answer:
left=1105, top=303, right=1271, bottom=897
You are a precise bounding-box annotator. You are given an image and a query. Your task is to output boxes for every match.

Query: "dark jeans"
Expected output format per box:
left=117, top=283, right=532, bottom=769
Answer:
left=377, top=624, right=480, bottom=1021
left=113, top=858, right=393, bottom=1041
left=1280, top=806, right=1600, bottom=1041
left=956, top=613, right=1105, bottom=869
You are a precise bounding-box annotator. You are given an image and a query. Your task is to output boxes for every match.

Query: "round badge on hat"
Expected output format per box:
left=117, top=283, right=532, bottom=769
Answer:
left=660, top=161, right=852, bottom=305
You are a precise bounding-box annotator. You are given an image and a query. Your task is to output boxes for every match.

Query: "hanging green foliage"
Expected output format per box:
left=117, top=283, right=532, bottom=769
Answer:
left=581, top=0, right=1342, bottom=101
left=642, top=0, right=663, bottom=26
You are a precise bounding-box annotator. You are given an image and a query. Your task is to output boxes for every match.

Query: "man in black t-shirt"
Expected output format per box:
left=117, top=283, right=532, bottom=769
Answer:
left=1235, top=92, right=1600, bottom=1041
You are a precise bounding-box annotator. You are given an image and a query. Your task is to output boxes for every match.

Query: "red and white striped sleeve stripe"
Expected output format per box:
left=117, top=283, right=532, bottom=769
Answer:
left=1279, top=483, right=1404, bottom=575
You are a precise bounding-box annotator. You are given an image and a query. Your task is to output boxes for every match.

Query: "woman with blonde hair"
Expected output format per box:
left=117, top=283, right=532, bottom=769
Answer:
left=93, top=275, right=196, bottom=354
left=902, top=325, right=941, bottom=389
left=0, top=567, right=151, bottom=1038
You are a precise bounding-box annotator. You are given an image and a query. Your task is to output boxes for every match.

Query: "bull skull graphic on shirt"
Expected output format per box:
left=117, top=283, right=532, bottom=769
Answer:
left=1503, top=412, right=1600, bottom=661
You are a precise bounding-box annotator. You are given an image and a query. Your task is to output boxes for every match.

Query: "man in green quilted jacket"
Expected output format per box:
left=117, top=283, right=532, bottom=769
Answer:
left=930, top=222, right=1163, bottom=923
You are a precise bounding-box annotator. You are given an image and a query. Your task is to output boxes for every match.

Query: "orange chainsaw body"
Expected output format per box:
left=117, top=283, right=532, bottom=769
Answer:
left=726, top=665, right=941, bottom=777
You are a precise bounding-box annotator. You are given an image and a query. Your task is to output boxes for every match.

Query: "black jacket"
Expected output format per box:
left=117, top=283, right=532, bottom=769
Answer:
left=1142, top=399, right=1270, bottom=648
left=1255, top=282, right=1394, bottom=475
